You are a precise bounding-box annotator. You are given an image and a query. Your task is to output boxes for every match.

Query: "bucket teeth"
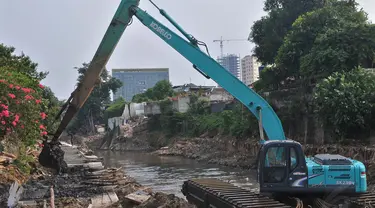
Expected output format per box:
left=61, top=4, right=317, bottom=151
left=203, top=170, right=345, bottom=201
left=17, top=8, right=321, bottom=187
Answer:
left=181, top=178, right=291, bottom=208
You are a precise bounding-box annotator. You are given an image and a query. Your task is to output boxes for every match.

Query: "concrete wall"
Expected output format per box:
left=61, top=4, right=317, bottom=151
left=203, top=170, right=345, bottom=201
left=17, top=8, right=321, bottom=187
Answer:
left=144, top=102, right=161, bottom=115
left=108, top=117, right=125, bottom=130
left=172, top=96, right=190, bottom=113
left=209, top=88, right=233, bottom=102
left=122, top=103, right=146, bottom=120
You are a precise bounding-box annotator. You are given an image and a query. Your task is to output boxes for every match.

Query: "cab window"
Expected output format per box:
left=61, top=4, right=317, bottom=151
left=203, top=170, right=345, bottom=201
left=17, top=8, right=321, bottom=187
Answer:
left=290, top=147, right=298, bottom=170
left=265, top=146, right=286, bottom=167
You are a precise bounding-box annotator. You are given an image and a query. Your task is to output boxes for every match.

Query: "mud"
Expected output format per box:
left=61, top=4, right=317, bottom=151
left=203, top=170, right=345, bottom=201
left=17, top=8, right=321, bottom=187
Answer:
left=4, top=137, right=195, bottom=208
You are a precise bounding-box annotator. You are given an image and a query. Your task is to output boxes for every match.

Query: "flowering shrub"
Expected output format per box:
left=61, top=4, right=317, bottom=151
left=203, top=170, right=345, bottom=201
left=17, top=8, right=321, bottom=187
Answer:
left=0, top=67, right=48, bottom=145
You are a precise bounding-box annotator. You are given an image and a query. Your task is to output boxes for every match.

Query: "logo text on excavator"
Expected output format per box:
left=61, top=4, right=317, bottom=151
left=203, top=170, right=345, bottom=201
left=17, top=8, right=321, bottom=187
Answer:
left=150, top=21, right=172, bottom=40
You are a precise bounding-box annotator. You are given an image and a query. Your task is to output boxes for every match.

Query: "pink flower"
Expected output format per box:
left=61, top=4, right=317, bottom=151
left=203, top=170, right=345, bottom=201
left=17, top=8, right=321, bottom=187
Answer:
left=21, top=88, right=32, bottom=94
left=1, top=110, right=9, bottom=117
left=39, top=124, right=45, bottom=130
left=21, top=125, right=24, bottom=129
left=40, top=131, right=48, bottom=136
left=0, top=80, right=5, bottom=83
left=8, top=93, right=16, bottom=99
left=38, top=83, right=44, bottom=89
left=1, top=121, right=5, bottom=125
left=40, top=112, right=47, bottom=120
left=15, top=86, right=20, bottom=90
left=11, top=121, right=16, bottom=127
left=0, top=104, right=8, bottom=110
left=35, top=99, right=41, bottom=104
left=14, top=114, right=20, bottom=122
left=25, top=95, right=33, bottom=100
left=8, top=84, right=14, bottom=89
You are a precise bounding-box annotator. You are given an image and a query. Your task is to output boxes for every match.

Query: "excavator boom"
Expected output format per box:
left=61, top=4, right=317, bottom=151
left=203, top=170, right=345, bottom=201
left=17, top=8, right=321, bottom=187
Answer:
left=53, top=0, right=285, bottom=142
left=52, top=0, right=140, bottom=141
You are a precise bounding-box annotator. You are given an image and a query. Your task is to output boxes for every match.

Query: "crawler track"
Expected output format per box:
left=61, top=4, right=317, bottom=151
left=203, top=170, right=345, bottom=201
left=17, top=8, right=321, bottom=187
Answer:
left=181, top=178, right=291, bottom=208
left=182, top=178, right=375, bottom=208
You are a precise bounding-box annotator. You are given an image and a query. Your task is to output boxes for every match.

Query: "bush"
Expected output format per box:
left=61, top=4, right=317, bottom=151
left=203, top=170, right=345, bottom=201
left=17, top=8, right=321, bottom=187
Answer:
left=103, top=97, right=126, bottom=125
left=154, top=100, right=259, bottom=139
left=0, top=67, right=47, bottom=145
left=314, top=68, right=375, bottom=138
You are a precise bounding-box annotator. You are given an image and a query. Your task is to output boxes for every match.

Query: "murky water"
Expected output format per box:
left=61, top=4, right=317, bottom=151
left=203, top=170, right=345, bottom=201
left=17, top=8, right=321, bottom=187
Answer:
left=95, top=151, right=258, bottom=198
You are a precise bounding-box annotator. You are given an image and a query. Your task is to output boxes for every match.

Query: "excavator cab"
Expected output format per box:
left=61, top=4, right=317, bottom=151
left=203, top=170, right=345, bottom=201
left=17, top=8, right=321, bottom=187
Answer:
left=257, top=140, right=308, bottom=194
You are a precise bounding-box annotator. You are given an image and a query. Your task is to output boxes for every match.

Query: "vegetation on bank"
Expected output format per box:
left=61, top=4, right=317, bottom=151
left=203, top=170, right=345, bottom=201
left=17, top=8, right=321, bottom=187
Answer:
left=132, top=80, right=174, bottom=103
left=0, top=43, right=62, bottom=175
left=103, top=97, right=126, bottom=125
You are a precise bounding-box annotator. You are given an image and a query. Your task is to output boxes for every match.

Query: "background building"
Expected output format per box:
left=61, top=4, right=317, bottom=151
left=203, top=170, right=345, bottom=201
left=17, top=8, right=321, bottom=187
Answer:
left=112, top=68, right=169, bottom=101
left=217, top=54, right=240, bottom=79
left=241, top=55, right=261, bottom=85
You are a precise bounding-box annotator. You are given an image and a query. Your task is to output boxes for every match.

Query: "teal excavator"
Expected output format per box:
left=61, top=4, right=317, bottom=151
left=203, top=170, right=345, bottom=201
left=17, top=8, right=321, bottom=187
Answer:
left=39, top=0, right=368, bottom=205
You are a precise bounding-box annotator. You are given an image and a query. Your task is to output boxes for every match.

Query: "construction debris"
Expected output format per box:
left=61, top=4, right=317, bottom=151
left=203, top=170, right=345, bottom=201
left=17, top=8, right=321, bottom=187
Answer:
left=2, top=140, right=194, bottom=208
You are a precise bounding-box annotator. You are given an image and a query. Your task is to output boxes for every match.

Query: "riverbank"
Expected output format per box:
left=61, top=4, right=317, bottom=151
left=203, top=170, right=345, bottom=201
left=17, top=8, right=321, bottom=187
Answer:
left=1, top=139, right=194, bottom=208
left=91, top=130, right=375, bottom=187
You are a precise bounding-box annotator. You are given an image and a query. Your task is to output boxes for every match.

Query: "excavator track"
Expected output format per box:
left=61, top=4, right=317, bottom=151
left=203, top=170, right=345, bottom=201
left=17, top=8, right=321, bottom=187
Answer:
left=181, top=178, right=291, bottom=208
left=182, top=178, right=375, bottom=208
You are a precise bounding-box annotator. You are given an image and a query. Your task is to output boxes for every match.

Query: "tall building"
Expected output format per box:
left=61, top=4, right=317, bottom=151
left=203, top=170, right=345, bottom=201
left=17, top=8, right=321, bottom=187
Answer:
left=241, top=55, right=261, bottom=85
left=112, top=68, right=169, bottom=101
left=217, top=54, right=240, bottom=79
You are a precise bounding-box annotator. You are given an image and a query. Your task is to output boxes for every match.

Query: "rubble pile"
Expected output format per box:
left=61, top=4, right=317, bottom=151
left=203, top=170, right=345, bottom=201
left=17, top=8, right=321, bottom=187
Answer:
left=4, top=142, right=194, bottom=208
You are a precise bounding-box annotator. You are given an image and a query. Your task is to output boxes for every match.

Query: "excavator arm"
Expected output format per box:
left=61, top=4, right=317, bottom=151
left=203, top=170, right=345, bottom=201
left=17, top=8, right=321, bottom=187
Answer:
left=52, top=0, right=141, bottom=141
left=52, top=0, right=286, bottom=143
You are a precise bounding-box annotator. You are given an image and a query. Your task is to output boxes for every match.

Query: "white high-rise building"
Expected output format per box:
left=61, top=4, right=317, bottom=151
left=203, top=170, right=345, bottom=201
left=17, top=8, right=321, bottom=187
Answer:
left=241, top=55, right=261, bottom=85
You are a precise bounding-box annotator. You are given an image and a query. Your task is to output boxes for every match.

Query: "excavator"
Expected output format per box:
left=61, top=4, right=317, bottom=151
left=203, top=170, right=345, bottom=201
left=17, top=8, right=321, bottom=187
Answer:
left=38, top=0, right=370, bottom=207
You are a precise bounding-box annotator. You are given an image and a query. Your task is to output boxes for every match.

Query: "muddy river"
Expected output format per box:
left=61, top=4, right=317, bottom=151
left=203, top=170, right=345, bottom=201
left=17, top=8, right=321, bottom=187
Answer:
left=95, top=151, right=258, bottom=198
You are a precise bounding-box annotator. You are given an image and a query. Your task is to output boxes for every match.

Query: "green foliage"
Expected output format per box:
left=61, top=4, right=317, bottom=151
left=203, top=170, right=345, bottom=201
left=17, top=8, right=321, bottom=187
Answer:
left=250, top=0, right=326, bottom=64
left=0, top=43, right=63, bottom=155
left=0, top=68, right=45, bottom=144
left=13, top=145, right=34, bottom=174
left=153, top=98, right=259, bottom=139
left=187, top=94, right=210, bottom=115
left=103, top=97, right=126, bottom=125
left=275, top=1, right=370, bottom=81
left=0, top=44, right=48, bottom=81
left=313, top=68, right=375, bottom=138
left=132, top=80, right=174, bottom=102
left=67, top=63, right=123, bottom=134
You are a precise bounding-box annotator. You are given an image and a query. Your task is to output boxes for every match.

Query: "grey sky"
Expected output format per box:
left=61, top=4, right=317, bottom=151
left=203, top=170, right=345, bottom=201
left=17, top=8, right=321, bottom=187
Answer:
left=1, top=0, right=374, bottom=100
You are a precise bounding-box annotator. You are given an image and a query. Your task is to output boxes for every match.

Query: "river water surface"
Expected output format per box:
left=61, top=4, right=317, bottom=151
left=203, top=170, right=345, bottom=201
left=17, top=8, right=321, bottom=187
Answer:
left=95, top=151, right=258, bottom=198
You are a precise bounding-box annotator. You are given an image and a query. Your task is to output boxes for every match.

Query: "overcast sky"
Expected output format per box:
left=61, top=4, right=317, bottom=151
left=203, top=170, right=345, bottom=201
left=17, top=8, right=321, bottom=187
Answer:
left=1, top=0, right=374, bottom=100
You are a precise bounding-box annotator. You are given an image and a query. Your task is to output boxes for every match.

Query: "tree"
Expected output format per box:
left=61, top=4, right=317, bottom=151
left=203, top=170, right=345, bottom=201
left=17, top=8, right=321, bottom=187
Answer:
left=274, top=1, right=369, bottom=81
left=152, top=80, right=174, bottom=100
left=313, top=68, right=375, bottom=138
left=0, top=44, right=48, bottom=81
left=249, top=0, right=326, bottom=65
left=132, top=80, right=174, bottom=102
left=67, top=63, right=123, bottom=134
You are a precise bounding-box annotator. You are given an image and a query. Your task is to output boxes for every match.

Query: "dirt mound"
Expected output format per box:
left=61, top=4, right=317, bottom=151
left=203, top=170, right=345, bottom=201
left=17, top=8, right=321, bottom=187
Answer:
left=136, top=192, right=194, bottom=208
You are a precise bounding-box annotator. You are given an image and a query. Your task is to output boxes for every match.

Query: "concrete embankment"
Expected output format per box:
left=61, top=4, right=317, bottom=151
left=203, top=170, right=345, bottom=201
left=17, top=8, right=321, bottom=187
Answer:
left=12, top=142, right=194, bottom=208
